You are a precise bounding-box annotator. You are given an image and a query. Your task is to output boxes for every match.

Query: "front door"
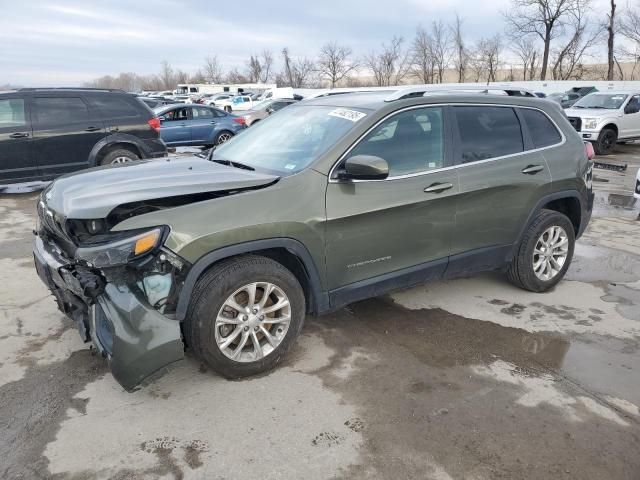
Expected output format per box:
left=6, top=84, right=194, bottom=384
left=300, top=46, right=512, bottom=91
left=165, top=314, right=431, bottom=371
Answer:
left=450, top=105, right=553, bottom=273
left=620, top=95, right=640, bottom=138
left=325, top=106, right=457, bottom=291
left=0, top=96, right=36, bottom=184
left=31, top=95, right=106, bottom=178
left=160, top=107, right=191, bottom=145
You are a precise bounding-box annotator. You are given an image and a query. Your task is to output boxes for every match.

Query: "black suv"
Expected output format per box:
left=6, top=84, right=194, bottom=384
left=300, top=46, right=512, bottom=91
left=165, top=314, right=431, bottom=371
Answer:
left=0, top=88, right=166, bottom=187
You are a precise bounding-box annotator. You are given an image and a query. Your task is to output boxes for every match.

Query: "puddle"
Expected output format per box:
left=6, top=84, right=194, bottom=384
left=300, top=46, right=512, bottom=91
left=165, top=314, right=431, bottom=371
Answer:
left=311, top=298, right=640, bottom=480
left=607, top=193, right=637, bottom=209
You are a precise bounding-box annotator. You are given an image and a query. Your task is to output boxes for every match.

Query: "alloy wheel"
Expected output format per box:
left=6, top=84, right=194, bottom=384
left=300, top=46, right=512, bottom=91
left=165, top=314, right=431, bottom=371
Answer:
left=111, top=156, right=132, bottom=164
left=532, top=226, right=569, bottom=281
left=217, top=133, right=232, bottom=145
left=215, top=282, right=291, bottom=362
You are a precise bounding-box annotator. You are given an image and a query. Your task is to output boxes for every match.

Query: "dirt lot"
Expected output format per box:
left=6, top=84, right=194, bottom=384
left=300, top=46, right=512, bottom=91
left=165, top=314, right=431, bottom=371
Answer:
left=1, top=147, right=639, bottom=480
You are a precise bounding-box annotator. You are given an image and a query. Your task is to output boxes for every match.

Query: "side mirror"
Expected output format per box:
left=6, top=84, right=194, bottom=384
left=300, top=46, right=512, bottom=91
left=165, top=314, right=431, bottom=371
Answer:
left=158, top=115, right=166, bottom=122
left=342, top=155, right=389, bottom=180
left=266, top=107, right=275, bottom=115
left=624, top=103, right=639, bottom=114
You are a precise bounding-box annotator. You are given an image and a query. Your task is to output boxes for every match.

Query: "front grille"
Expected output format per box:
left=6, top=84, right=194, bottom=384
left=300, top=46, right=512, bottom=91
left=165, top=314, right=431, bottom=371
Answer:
left=568, top=117, right=582, bottom=132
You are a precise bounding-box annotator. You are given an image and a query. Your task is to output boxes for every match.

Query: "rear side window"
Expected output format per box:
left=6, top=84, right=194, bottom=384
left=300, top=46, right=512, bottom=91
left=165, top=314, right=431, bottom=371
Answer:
left=33, top=97, right=89, bottom=126
left=87, top=95, right=140, bottom=119
left=0, top=99, right=26, bottom=127
left=192, top=107, right=213, bottom=119
left=520, top=109, right=562, bottom=148
left=454, top=106, right=523, bottom=163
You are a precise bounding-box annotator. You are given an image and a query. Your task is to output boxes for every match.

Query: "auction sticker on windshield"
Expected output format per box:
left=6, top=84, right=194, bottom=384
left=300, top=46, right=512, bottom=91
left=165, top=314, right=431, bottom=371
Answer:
left=328, top=108, right=367, bottom=122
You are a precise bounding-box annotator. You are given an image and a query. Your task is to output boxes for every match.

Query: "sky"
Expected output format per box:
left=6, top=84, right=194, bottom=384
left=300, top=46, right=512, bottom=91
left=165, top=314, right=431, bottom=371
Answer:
left=0, top=0, right=614, bottom=86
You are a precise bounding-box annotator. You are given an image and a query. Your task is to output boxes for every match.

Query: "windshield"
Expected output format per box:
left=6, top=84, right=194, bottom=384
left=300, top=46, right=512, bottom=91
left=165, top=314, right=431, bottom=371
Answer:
left=573, top=93, right=628, bottom=109
left=212, top=105, right=366, bottom=174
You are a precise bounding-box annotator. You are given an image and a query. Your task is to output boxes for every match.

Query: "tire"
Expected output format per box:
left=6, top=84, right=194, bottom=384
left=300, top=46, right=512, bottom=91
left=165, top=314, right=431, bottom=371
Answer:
left=224, top=106, right=232, bottom=113
left=507, top=209, right=575, bottom=293
left=214, top=130, right=234, bottom=145
left=594, top=128, right=617, bottom=155
left=184, top=255, right=306, bottom=379
left=99, top=148, right=139, bottom=166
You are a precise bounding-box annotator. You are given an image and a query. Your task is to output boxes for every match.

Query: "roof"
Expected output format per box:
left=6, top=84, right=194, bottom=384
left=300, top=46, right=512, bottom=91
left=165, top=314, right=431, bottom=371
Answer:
left=300, top=90, right=553, bottom=111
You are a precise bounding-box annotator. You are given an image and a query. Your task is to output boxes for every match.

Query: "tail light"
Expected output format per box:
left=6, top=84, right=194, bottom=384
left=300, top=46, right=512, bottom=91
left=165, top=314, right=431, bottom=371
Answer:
left=148, top=117, right=161, bottom=133
left=584, top=141, right=595, bottom=160
left=233, top=117, right=246, bottom=126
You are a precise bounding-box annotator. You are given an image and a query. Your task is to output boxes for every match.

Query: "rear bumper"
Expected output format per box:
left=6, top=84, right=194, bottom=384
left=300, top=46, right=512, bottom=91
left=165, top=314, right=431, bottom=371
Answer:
left=33, top=235, right=184, bottom=391
left=140, top=138, right=167, bottom=159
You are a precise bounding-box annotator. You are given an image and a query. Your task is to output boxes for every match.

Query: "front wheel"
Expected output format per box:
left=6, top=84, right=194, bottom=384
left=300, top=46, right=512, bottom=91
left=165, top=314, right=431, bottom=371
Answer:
left=594, top=128, right=617, bottom=155
left=184, top=255, right=306, bottom=378
left=507, top=209, right=575, bottom=292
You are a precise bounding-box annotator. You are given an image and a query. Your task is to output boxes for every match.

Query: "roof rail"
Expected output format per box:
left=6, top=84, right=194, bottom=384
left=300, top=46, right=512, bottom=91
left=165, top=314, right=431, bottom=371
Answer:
left=384, top=84, right=538, bottom=101
left=18, top=87, right=126, bottom=93
left=383, top=86, right=432, bottom=102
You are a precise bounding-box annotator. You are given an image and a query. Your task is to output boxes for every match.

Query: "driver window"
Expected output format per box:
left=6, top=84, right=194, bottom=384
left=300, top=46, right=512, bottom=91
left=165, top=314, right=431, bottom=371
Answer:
left=346, top=107, right=444, bottom=177
left=627, top=95, right=640, bottom=113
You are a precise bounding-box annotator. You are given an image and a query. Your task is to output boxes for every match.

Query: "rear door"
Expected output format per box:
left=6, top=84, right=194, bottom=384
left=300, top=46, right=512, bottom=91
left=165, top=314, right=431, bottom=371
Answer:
left=449, top=105, right=553, bottom=274
left=325, top=106, right=458, bottom=290
left=0, top=95, right=37, bottom=184
left=159, top=106, right=191, bottom=145
left=31, top=95, right=106, bottom=178
left=189, top=106, right=216, bottom=145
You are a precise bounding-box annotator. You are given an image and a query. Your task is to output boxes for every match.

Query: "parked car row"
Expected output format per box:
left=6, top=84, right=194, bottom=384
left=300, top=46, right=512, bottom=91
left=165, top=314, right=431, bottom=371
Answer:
left=0, top=88, right=166, bottom=186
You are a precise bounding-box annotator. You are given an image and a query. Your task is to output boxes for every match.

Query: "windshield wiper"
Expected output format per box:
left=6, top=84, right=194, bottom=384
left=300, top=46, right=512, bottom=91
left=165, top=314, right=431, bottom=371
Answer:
left=212, top=158, right=255, bottom=171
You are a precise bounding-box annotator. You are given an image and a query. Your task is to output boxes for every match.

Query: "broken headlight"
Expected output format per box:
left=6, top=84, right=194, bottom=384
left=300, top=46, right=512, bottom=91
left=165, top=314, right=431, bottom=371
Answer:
left=76, top=227, right=166, bottom=268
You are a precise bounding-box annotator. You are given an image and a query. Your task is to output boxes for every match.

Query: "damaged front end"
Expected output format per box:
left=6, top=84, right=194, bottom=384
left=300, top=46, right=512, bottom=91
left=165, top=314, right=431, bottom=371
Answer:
left=33, top=202, right=188, bottom=391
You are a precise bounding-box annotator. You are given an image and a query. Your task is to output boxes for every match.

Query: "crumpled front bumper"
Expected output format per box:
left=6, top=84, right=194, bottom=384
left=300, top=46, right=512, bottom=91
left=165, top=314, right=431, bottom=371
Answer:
left=33, top=235, right=184, bottom=391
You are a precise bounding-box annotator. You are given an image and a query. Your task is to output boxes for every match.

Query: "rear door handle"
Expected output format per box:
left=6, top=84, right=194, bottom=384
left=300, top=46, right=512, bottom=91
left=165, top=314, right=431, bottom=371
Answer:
left=424, top=182, right=454, bottom=193
left=108, top=126, right=119, bottom=133
left=522, top=165, right=544, bottom=175
left=9, top=132, right=29, bottom=139
left=84, top=126, right=101, bottom=132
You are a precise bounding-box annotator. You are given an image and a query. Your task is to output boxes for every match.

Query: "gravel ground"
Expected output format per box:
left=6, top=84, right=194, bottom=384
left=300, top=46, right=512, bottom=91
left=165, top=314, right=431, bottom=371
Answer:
left=0, top=146, right=639, bottom=480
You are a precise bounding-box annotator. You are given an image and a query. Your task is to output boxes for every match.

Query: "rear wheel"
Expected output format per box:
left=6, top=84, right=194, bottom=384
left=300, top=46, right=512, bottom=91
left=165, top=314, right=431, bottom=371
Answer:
left=99, top=148, right=139, bottom=166
left=507, top=209, right=575, bottom=292
left=184, top=255, right=306, bottom=378
left=594, top=128, right=617, bottom=155
left=214, top=130, right=233, bottom=145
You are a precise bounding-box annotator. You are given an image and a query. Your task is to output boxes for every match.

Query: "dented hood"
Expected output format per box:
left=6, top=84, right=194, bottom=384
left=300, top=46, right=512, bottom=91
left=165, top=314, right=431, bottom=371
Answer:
left=43, top=156, right=279, bottom=219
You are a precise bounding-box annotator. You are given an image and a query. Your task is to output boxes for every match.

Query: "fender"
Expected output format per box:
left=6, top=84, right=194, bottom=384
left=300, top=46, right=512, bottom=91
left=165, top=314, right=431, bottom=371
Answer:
left=509, top=189, right=588, bottom=261
left=175, top=238, right=329, bottom=321
left=87, top=133, right=148, bottom=166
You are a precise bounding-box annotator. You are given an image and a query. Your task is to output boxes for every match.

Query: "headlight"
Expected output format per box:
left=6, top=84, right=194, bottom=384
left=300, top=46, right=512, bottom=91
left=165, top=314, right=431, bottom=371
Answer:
left=76, top=227, right=165, bottom=268
left=584, top=118, right=598, bottom=130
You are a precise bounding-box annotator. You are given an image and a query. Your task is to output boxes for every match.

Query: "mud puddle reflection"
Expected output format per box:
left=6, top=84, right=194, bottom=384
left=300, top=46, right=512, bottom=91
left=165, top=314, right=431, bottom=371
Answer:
left=309, top=298, right=640, bottom=480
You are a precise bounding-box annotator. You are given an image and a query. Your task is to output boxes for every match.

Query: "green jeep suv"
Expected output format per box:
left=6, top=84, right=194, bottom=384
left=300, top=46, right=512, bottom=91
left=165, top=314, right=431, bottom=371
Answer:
left=33, top=90, right=594, bottom=390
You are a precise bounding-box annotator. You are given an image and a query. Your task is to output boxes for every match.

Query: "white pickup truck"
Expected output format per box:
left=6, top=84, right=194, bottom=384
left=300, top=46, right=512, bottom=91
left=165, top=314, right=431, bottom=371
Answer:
left=565, top=91, right=640, bottom=155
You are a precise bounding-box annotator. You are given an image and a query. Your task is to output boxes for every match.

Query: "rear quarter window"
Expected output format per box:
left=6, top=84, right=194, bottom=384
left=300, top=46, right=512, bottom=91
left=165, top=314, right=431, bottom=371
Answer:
left=520, top=109, right=562, bottom=148
left=87, top=95, right=143, bottom=120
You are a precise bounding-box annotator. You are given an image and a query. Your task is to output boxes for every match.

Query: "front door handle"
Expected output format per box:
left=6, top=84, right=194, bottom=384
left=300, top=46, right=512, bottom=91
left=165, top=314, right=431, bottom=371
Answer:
left=522, top=165, right=544, bottom=175
left=9, top=132, right=29, bottom=139
left=424, top=182, right=453, bottom=193
left=84, top=126, right=101, bottom=132
left=108, top=127, right=119, bottom=133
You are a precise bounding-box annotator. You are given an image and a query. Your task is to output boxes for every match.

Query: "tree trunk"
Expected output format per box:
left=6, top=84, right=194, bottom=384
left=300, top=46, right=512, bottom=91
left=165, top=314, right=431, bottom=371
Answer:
left=607, top=0, right=616, bottom=81
left=540, top=24, right=553, bottom=80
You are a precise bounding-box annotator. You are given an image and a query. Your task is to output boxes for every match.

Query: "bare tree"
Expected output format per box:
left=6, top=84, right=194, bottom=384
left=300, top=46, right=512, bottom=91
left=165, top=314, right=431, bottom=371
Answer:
left=280, top=48, right=316, bottom=87
left=226, top=68, right=249, bottom=84
left=476, top=35, right=502, bottom=83
left=511, top=36, right=540, bottom=79
left=430, top=21, right=452, bottom=83
left=551, top=7, right=601, bottom=80
left=203, top=55, right=223, bottom=83
left=317, top=41, right=358, bottom=87
left=411, top=26, right=435, bottom=83
left=365, top=36, right=411, bottom=86
left=159, top=60, right=174, bottom=89
left=504, top=0, right=590, bottom=80
left=451, top=13, right=468, bottom=82
left=246, top=55, right=262, bottom=83
left=606, top=0, right=616, bottom=80
left=260, top=49, right=274, bottom=83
